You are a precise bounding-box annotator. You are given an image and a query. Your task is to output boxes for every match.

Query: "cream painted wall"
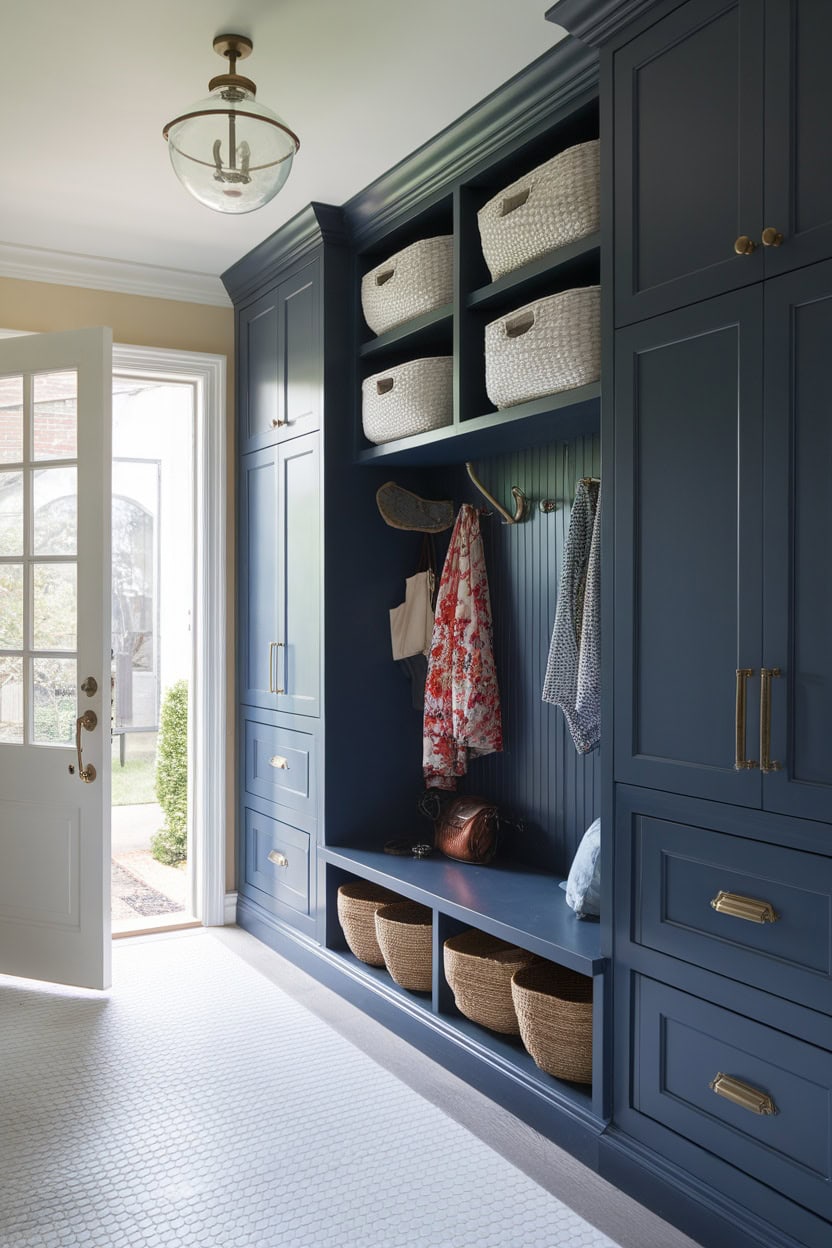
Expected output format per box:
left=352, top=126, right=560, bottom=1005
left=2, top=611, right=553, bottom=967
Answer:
left=0, top=275, right=237, bottom=894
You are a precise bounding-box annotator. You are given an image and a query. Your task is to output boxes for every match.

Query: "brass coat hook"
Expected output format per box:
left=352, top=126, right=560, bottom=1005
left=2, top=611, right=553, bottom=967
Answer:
left=465, top=461, right=527, bottom=525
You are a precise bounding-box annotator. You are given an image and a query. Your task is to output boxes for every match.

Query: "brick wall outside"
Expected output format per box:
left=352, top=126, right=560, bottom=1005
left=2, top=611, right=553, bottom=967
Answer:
left=0, top=403, right=75, bottom=462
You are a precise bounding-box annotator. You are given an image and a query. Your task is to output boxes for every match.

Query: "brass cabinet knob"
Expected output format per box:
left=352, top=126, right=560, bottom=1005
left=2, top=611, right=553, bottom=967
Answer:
left=761, top=227, right=784, bottom=247
left=734, top=235, right=757, bottom=256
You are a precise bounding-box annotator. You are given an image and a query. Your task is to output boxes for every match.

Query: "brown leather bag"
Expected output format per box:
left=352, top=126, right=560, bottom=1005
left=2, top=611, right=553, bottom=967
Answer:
left=435, top=796, right=499, bottom=864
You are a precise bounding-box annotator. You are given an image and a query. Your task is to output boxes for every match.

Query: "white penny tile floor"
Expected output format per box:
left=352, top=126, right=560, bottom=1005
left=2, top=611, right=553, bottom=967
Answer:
left=0, top=929, right=676, bottom=1248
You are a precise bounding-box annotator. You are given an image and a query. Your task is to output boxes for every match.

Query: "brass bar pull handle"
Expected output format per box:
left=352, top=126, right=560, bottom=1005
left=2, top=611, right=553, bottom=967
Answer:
left=760, top=667, right=782, bottom=774
left=735, top=669, right=757, bottom=770
left=268, top=850, right=289, bottom=869
left=74, top=710, right=98, bottom=784
left=710, top=1072, right=777, bottom=1116
left=268, top=642, right=276, bottom=694
left=710, top=890, right=778, bottom=924
left=275, top=641, right=285, bottom=695
left=269, top=755, right=290, bottom=770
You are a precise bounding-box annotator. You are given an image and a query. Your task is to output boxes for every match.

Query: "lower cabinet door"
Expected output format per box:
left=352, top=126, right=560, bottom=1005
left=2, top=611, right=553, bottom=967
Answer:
left=633, top=974, right=832, bottom=1222
left=242, top=806, right=311, bottom=927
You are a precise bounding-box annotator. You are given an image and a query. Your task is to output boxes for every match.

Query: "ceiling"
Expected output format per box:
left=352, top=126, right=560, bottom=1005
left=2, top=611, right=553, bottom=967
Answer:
left=2, top=2, right=566, bottom=299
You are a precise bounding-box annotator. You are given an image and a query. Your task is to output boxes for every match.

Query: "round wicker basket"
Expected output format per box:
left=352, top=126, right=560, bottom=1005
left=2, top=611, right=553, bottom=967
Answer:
left=443, top=930, right=536, bottom=1035
left=375, top=901, right=433, bottom=992
left=337, top=881, right=401, bottom=967
left=511, top=962, right=593, bottom=1084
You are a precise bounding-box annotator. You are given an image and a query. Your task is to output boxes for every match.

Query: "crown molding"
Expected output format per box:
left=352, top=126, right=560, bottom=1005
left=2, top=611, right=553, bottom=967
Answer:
left=342, top=38, right=598, bottom=248
left=545, top=0, right=666, bottom=46
left=221, top=202, right=349, bottom=306
left=0, top=241, right=231, bottom=307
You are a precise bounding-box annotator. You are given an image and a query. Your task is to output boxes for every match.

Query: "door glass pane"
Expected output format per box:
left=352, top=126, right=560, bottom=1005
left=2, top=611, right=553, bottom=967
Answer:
left=33, top=467, right=77, bottom=555
left=0, top=376, right=23, bottom=464
left=0, top=655, right=23, bottom=743
left=0, top=471, right=23, bottom=555
left=0, top=563, right=23, bottom=648
left=33, top=563, right=76, bottom=651
left=32, top=657, right=76, bottom=744
left=33, top=370, right=77, bottom=461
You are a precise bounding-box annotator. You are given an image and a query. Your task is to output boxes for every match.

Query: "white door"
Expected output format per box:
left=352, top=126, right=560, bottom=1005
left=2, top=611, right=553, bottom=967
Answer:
left=0, top=328, right=112, bottom=989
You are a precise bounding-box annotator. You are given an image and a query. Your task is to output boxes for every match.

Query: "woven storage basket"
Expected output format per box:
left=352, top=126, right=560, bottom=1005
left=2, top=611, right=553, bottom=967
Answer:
left=375, top=901, right=433, bottom=992
left=511, top=962, right=593, bottom=1084
left=362, top=235, right=453, bottom=336
left=362, top=356, right=453, bottom=445
left=485, top=285, right=600, bottom=410
left=337, top=881, right=401, bottom=967
left=478, top=140, right=600, bottom=280
left=443, top=930, right=537, bottom=1035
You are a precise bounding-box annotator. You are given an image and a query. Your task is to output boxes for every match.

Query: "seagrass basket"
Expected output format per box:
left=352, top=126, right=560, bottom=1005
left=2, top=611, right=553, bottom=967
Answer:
left=375, top=901, right=433, bottom=992
left=511, top=962, right=593, bottom=1084
left=337, top=881, right=401, bottom=967
left=362, top=235, right=454, bottom=335
left=362, top=356, right=453, bottom=444
left=478, top=139, right=600, bottom=280
left=443, top=930, right=536, bottom=1035
left=485, top=285, right=600, bottom=410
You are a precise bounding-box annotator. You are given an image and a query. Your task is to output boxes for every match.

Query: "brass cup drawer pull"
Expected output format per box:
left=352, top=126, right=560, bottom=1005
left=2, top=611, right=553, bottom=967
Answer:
left=269, top=754, right=290, bottom=770
left=710, top=1072, right=777, bottom=1116
left=760, top=667, right=782, bottom=774
left=734, top=668, right=757, bottom=771
left=268, top=850, right=289, bottom=869
left=710, top=890, right=778, bottom=924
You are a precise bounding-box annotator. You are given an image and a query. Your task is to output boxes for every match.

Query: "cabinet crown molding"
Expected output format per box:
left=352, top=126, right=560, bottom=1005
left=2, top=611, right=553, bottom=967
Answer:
left=221, top=202, right=348, bottom=306
left=343, top=38, right=598, bottom=247
left=546, top=0, right=667, bottom=47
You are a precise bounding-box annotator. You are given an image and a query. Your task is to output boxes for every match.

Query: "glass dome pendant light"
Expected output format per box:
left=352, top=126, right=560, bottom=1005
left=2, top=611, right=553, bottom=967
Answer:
left=162, top=34, right=299, bottom=214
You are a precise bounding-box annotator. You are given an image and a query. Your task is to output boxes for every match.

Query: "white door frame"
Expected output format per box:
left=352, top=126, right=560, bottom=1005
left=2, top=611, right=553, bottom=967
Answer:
left=0, top=330, right=228, bottom=928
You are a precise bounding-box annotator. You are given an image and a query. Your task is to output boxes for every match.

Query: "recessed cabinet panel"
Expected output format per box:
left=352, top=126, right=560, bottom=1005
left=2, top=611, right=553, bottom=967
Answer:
left=239, top=292, right=279, bottom=451
left=614, top=290, right=763, bottom=804
left=614, top=0, right=764, bottom=324
left=243, top=806, right=310, bottom=917
left=634, top=975, right=832, bottom=1221
left=282, top=269, right=320, bottom=436
left=632, top=812, right=832, bottom=1010
left=276, top=434, right=321, bottom=717
left=239, top=450, right=279, bottom=710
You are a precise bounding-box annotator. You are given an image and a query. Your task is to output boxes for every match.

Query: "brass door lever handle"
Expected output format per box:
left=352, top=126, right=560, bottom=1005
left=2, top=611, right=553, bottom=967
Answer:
left=73, top=709, right=98, bottom=783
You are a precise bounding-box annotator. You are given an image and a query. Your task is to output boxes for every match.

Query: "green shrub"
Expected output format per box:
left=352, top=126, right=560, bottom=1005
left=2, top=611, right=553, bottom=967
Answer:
left=151, top=680, right=189, bottom=865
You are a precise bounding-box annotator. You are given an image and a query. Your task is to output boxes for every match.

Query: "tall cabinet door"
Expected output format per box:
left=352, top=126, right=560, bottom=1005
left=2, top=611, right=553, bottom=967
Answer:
left=239, top=447, right=279, bottom=710
left=762, top=261, right=832, bottom=822
left=613, top=0, right=764, bottom=326
left=275, top=433, right=321, bottom=718
left=764, top=0, right=832, bottom=277
left=614, top=288, right=764, bottom=805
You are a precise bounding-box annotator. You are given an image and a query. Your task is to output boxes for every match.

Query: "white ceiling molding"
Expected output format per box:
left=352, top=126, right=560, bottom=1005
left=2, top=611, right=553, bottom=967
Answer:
left=0, top=241, right=231, bottom=308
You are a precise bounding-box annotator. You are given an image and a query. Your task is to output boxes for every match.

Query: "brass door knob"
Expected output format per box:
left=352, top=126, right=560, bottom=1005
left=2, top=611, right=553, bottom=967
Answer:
left=734, top=235, right=757, bottom=256
left=761, top=227, right=784, bottom=247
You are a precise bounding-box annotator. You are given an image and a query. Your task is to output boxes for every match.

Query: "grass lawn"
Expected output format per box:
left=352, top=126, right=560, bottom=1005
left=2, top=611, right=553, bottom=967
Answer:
left=111, top=752, right=157, bottom=806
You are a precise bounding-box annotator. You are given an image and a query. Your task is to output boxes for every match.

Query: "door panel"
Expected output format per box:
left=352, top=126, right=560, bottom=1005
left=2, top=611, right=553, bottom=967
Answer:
left=276, top=434, right=320, bottom=717
left=0, top=328, right=111, bottom=990
left=239, top=448, right=279, bottom=710
left=614, top=290, right=763, bottom=803
left=614, top=0, right=764, bottom=325
left=238, top=291, right=279, bottom=453
left=764, top=0, right=832, bottom=276
left=763, top=262, right=832, bottom=821
left=281, top=263, right=321, bottom=437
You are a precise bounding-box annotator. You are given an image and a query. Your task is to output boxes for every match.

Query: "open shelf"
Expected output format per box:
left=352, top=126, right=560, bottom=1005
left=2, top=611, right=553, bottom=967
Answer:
left=321, top=845, right=603, bottom=974
left=466, top=233, right=600, bottom=314
left=359, top=303, right=454, bottom=361
left=356, top=383, right=600, bottom=466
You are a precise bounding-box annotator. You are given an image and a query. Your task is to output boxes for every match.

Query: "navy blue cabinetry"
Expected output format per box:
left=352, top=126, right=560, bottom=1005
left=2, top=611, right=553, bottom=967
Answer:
left=613, top=0, right=832, bottom=327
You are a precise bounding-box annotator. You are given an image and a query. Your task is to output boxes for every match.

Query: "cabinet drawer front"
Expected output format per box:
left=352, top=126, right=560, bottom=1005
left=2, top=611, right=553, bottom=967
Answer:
left=633, top=814, right=832, bottom=1010
left=243, top=808, right=310, bottom=917
left=635, top=975, right=832, bottom=1219
left=244, top=718, right=315, bottom=819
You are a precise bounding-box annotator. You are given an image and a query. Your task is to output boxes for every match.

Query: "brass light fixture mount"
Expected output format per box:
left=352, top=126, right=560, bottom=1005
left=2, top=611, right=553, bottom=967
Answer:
left=162, top=32, right=299, bottom=214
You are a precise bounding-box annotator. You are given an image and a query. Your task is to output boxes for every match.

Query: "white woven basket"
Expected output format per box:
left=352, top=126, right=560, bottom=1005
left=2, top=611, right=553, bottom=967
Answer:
left=361, top=236, right=453, bottom=336
left=485, top=286, right=600, bottom=410
left=362, top=356, right=453, bottom=444
left=478, top=140, right=600, bottom=281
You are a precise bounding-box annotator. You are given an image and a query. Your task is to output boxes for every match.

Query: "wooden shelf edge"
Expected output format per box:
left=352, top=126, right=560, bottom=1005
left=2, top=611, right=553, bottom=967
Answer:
left=356, top=384, right=600, bottom=465
left=466, top=233, right=601, bottom=311
left=321, top=844, right=604, bottom=974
